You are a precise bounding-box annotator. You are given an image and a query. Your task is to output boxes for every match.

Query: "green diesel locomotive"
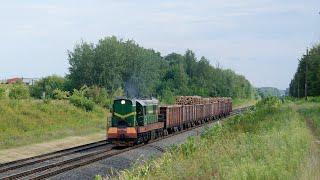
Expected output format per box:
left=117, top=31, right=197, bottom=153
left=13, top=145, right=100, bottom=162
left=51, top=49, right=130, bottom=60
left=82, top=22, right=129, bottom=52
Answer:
left=107, top=98, right=164, bottom=146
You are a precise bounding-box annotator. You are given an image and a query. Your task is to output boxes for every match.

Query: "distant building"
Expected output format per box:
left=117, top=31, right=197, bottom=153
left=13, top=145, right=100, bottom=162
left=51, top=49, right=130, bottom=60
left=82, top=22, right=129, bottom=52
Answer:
left=5, top=77, right=39, bottom=85
left=21, top=78, right=39, bottom=85
left=7, top=77, right=21, bottom=84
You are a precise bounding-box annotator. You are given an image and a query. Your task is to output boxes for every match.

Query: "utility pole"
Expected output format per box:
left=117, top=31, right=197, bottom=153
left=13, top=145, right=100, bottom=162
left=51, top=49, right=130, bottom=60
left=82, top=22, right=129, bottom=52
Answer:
left=297, top=73, right=300, bottom=98
left=305, top=48, right=308, bottom=100
left=297, top=58, right=300, bottom=98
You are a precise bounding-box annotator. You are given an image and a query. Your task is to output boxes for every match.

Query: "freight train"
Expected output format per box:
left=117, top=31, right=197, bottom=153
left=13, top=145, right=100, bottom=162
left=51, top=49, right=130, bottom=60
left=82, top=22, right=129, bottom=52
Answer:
left=107, top=97, right=232, bottom=146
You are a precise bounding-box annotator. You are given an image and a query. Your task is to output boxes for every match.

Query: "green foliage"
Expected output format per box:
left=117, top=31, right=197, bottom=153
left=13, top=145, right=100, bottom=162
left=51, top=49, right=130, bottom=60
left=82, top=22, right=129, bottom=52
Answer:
left=296, top=100, right=320, bottom=135
left=119, top=100, right=316, bottom=179
left=52, top=89, right=69, bottom=100
left=232, top=98, right=258, bottom=109
left=67, top=36, right=255, bottom=100
left=256, top=87, right=285, bottom=98
left=84, top=86, right=110, bottom=108
left=9, top=83, right=30, bottom=99
left=289, top=44, right=320, bottom=97
left=255, top=96, right=281, bottom=110
left=159, top=88, right=175, bottom=105
left=0, top=87, right=5, bottom=99
left=30, top=75, right=65, bottom=99
left=69, top=87, right=95, bottom=111
left=94, top=175, right=103, bottom=180
left=306, top=96, right=320, bottom=103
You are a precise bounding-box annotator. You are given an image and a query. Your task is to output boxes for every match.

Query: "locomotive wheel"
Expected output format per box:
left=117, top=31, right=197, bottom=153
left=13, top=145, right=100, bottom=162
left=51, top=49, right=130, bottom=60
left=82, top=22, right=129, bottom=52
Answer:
left=179, top=125, right=183, bottom=131
left=161, top=129, right=164, bottom=136
left=164, top=129, right=169, bottom=136
left=137, top=134, right=144, bottom=144
left=144, top=132, right=150, bottom=143
left=151, top=130, right=156, bottom=140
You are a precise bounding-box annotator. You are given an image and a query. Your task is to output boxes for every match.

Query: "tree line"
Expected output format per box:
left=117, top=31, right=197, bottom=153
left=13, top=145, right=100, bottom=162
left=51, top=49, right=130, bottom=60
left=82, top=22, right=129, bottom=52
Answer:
left=66, top=36, right=256, bottom=103
left=289, top=44, right=320, bottom=97
left=1, top=36, right=256, bottom=109
left=256, top=87, right=285, bottom=99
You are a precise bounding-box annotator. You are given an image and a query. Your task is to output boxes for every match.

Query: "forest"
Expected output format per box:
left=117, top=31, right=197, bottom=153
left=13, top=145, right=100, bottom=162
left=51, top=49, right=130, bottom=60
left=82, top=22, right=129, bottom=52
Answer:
left=65, top=36, right=256, bottom=103
left=289, top=44, right=320, bottom=97
left=256, top=87, right=285, bottom=98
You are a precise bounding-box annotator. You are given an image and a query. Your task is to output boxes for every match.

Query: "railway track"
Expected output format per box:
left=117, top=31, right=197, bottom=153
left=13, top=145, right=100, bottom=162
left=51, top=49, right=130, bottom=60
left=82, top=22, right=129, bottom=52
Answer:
left=0, top=106, right=252, bottom=180
left=0, top=140, right=109, bottom=173
left=0, top=141, right=112, bottom=179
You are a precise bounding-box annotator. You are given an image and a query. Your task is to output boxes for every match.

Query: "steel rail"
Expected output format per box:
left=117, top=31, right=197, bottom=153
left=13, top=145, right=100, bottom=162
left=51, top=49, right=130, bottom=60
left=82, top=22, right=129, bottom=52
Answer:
left=0, top=140, right=109, bottom=173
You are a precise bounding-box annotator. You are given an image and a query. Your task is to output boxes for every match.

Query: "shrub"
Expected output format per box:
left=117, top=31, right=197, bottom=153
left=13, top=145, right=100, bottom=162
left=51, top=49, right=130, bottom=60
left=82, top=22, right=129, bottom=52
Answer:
left=69, top=88, right=94, bottom=111
left=30, top=75, right=65, bottom=99
left=53, top=89, right=69, bottom=100
left=256, top=96, right=281, bottom=111
left=9, top=83, right=30, bottom=99
left=0, top=87, right=5, bottom=99
left=42, top=98, right=51, bottom=104
left=308, top=96, right=320, bottom=102
left=85, top=86, right=110, bottom=108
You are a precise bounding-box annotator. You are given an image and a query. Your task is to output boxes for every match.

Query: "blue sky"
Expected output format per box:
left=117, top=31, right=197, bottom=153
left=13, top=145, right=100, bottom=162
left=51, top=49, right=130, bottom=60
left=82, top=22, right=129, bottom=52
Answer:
left=0, top=0, right=319, bottom=89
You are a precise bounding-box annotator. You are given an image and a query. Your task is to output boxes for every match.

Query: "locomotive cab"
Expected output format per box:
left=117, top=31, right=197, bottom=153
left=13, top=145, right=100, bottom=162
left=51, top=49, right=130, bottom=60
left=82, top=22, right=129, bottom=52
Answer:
left=107, top=99, right=138, bottom=145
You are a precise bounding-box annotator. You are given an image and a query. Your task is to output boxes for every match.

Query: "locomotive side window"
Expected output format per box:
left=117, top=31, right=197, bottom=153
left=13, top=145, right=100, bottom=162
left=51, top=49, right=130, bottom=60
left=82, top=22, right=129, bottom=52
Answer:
left=136, top=102, right=144, bottom=126
left=153, top=105, right=156, bottom=114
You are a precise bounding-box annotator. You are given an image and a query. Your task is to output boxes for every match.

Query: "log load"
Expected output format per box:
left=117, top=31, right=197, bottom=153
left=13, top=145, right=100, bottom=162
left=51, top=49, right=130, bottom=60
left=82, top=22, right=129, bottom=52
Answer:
left=175, top=96, right=224, bottom=105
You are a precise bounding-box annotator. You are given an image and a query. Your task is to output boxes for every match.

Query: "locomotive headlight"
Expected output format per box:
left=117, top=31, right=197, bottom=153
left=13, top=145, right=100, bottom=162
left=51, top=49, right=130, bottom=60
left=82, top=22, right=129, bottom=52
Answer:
left=121, top=100, right=126, bottom=105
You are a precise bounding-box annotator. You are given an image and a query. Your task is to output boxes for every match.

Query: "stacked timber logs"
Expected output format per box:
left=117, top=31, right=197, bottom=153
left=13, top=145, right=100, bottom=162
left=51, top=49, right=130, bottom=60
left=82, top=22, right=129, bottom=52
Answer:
left=175, top=96, right=201, bottom=105
left=175, top=96, right=223, bottom=105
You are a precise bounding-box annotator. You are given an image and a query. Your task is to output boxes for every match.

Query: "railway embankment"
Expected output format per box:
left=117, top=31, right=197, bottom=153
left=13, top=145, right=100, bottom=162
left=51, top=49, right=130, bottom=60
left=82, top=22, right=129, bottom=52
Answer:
left=0, top=99, right=108, bottom=152
left=114, top=98, right=320, bottom=180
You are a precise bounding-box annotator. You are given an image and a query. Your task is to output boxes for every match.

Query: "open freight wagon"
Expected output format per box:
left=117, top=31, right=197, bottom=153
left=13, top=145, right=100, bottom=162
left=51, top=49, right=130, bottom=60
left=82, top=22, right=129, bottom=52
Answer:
left=159, top=97, right=232, bottom=134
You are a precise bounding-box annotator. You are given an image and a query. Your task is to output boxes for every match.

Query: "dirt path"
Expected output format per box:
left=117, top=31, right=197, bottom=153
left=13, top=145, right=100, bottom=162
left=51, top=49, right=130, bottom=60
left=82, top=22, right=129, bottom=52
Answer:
left=300, top=118, right=320, bottom=179
left=0, top=132, right=105, bottom=164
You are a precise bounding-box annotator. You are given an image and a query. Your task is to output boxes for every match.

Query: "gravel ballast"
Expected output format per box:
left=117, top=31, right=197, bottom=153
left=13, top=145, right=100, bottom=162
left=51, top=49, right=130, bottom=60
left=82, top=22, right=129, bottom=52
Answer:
left=50, top=121, right=221, bottom=180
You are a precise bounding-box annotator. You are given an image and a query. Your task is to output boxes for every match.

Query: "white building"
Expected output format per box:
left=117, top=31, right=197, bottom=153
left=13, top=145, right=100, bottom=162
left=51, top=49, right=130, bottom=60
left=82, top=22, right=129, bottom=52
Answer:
left=21, top=78, right=40, bottom=85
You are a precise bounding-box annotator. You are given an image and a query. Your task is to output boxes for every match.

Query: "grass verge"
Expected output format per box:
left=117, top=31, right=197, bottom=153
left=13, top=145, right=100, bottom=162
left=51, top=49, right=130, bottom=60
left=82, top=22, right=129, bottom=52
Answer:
left=295, top=100, right=320, bottom=136
left=232, top=98, right=257, bottom=109
left=294, top=99, right=320, bottom=179
left=0, top=99, right=108, bottom=150
left=114, top=98, right=319, bottom=180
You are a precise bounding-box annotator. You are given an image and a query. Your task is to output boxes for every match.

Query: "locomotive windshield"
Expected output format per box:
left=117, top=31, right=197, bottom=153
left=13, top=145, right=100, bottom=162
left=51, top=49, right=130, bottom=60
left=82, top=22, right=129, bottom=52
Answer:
left=112, top=99, right=136, bottom=127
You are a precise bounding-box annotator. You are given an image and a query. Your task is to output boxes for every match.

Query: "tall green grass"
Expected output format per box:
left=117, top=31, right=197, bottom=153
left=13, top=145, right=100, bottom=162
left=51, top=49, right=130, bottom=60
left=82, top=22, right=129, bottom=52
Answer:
left=117, top=98, right=317, bottom=180
left=232, top=98, right=257, bottom=109
left=0, top=99, right=108, bottom=149
left=295, top=101, right=320, bottom=136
